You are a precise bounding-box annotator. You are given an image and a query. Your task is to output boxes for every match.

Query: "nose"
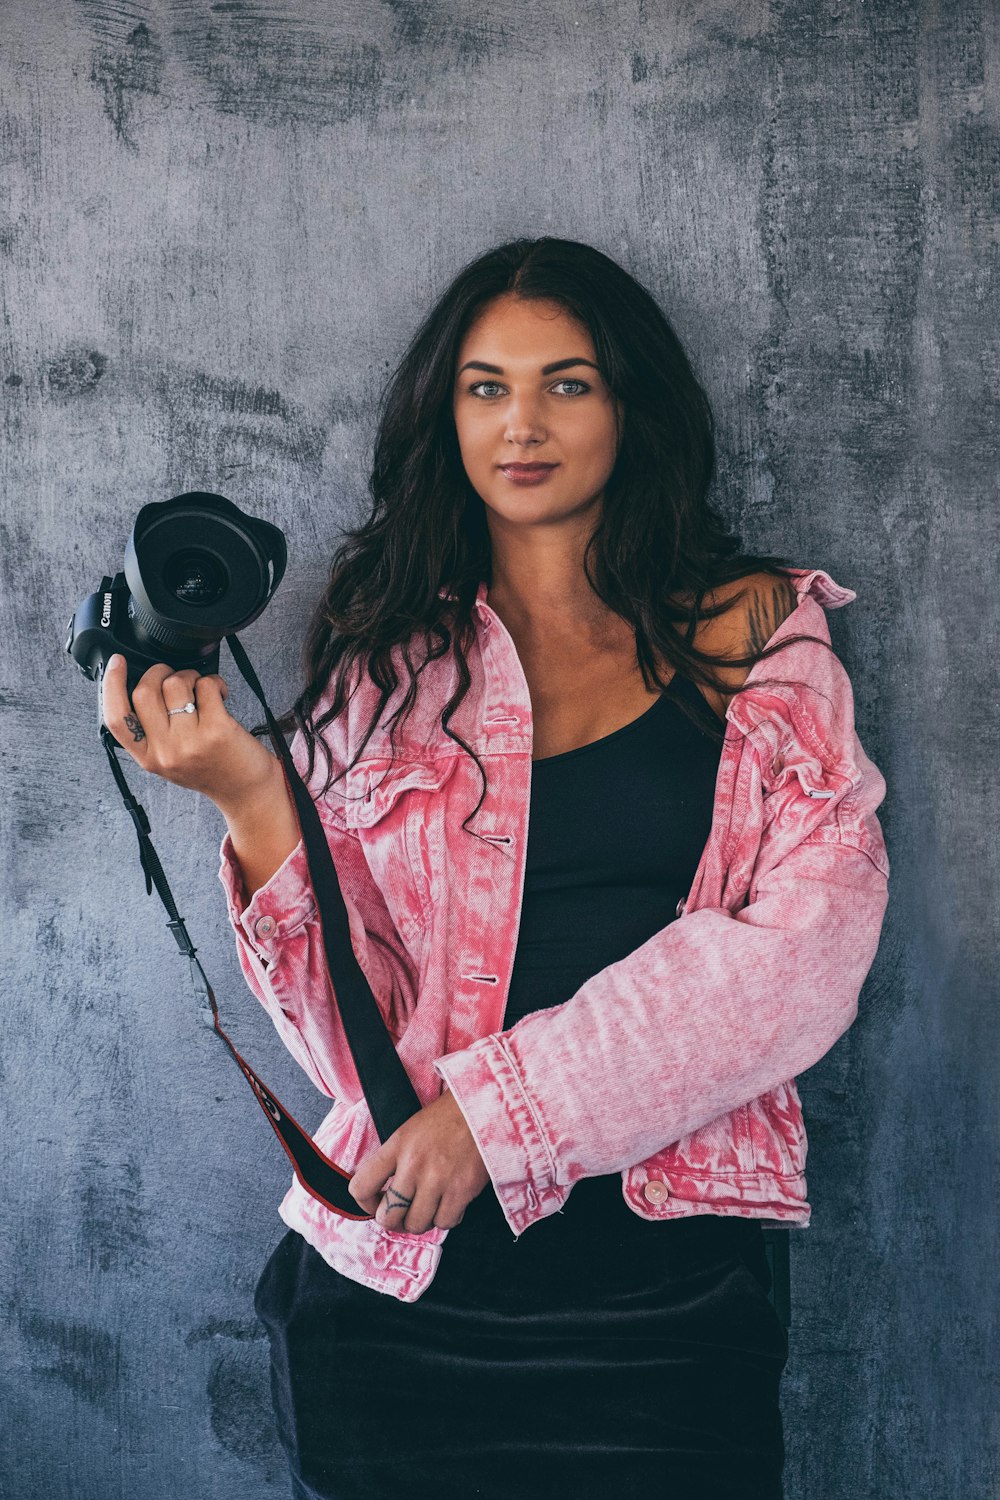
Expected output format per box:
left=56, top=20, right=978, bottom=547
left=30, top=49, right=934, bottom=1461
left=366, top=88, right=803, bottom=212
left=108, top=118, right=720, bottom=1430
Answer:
left=503, top=390, right=548, bottom=449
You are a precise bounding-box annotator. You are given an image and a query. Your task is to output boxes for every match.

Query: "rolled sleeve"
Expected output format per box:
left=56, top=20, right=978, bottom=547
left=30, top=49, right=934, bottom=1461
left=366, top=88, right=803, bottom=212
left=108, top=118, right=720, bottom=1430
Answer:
left=434, top=1041, right=569, bottom=1237
left=219, top=831, right=316, bottom=968
left=435, top=831, right=889, bottom=1236
left=218, top=830, right=347, bottom=1095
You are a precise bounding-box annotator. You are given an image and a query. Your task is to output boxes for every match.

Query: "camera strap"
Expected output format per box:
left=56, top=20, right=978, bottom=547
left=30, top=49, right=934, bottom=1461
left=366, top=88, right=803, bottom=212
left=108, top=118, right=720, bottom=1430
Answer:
left=100, top=635, right=424, bottom=1222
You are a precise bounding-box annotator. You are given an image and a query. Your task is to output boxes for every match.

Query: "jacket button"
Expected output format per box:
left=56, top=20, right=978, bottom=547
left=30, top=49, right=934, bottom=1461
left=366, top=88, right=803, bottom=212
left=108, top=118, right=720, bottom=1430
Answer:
left=254, top=914, right=277, bottom=939
left=643, top=1180, right=670, bottom=1204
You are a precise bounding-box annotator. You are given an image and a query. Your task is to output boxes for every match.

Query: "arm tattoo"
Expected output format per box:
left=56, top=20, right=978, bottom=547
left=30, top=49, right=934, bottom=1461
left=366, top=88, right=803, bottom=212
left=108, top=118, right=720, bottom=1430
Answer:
left=746, top=577, right=799, bottom=656
left=123, top=712, right=146, bottom=743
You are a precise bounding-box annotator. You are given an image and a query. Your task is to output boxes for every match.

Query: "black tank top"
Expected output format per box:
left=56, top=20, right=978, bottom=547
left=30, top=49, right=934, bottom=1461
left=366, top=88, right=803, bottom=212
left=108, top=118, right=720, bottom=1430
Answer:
left=502, top=671, right=726, bottom=1030
left=436, top=672, right=760, bottom=1276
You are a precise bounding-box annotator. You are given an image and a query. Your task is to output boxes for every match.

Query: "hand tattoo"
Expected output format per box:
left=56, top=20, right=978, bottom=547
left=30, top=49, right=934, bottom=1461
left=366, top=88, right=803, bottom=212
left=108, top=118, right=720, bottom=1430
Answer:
left=123, top=713, right=146, bottom=743
left=382, top=1187, right=413, bottom=1214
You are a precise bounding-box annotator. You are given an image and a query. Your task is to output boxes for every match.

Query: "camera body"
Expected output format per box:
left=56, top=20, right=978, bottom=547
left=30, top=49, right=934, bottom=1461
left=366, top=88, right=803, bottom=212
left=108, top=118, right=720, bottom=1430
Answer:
left=67, top=570, right=222, bottom=691
left=66, top=491, right=287, bottom=696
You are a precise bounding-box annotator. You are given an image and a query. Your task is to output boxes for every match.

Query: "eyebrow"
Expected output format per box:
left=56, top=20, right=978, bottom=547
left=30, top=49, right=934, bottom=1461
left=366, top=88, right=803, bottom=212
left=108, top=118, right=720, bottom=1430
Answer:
left=456, top=357, right=601, bottom=377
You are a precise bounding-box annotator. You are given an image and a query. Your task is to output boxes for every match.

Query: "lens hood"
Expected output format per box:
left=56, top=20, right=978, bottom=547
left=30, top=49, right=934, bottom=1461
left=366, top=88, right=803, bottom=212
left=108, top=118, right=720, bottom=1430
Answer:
left=123, top=492, right=287, bottom=651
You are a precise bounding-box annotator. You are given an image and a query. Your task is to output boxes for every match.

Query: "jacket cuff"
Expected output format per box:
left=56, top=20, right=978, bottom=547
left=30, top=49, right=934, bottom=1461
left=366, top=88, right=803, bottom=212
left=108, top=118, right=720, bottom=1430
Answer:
left=218, top=831, right=317, bottom=965
left=433, top=1037, right=569, bottom=1237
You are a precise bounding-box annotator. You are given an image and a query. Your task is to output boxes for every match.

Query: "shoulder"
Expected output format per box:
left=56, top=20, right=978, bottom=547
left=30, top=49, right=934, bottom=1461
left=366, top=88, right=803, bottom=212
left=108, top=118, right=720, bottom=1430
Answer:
left=701, top=569, right=800, bottom=653
left=687, top=570, right=801, bottom=718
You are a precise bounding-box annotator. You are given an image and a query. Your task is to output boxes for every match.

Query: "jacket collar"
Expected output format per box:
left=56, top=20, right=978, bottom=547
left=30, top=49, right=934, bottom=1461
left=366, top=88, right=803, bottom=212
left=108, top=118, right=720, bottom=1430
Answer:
left=784, top=566, right=855, bottom=607
left=437, top=580, right=491, bottom=611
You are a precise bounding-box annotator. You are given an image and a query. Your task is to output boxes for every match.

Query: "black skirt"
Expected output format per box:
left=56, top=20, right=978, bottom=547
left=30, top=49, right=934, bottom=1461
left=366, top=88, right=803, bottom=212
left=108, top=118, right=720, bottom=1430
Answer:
left=254, top=1171, right=789, bottom=1500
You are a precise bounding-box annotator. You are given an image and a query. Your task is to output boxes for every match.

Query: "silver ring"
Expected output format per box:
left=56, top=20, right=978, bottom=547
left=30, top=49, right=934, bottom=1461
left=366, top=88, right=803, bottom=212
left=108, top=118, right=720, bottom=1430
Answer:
left=167, top=702, right=197, bottom=717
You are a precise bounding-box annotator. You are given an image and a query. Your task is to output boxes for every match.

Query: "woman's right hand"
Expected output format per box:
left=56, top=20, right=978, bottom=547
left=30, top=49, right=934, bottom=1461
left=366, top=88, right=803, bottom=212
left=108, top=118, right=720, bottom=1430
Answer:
left=100, top=653, right=279, bottom=817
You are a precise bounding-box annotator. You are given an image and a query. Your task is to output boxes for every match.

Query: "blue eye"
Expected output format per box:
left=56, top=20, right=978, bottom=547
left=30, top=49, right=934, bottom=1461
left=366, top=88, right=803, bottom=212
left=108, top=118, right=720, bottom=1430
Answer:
left=467, top=379, right=591, bottom=398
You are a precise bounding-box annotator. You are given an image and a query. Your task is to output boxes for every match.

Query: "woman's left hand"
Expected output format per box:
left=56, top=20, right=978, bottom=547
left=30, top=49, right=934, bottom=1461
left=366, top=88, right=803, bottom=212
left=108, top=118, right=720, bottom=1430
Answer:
left=348, top=1088, right=492, bottom=1233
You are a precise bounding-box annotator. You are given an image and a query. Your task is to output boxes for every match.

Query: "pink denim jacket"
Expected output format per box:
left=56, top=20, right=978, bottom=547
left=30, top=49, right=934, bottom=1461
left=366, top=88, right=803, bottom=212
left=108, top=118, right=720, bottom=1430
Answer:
left=218, top=564, right=890, bottom=1302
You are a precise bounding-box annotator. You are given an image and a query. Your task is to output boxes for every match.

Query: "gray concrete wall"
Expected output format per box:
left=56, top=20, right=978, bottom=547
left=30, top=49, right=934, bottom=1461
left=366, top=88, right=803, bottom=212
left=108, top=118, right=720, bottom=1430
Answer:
left=1, top=2, right=996, bottom=1495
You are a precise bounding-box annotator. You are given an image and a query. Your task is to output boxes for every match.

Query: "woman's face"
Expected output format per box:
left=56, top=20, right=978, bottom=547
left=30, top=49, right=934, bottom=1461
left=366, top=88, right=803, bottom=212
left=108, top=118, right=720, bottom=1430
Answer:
left=451, top=293, right=623, bottom=535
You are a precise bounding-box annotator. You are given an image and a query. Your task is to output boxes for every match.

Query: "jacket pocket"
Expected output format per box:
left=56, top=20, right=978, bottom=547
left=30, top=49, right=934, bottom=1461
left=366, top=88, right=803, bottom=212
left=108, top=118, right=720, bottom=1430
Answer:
left=342, top=756, right=459, bottom=943
left=745, top=723, right=858, bottom=891
left=760, top=733, right=854, bottom=808
left=759, top=728, right=889, bottom=882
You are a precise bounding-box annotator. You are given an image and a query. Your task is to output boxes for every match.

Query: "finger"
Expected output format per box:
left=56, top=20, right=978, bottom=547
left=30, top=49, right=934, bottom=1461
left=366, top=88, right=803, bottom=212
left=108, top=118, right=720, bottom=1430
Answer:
left=130, top=662, right=182, bottom=739
left=184, top=673, right=231, bottom=725
left=100, top=653, right=130, bottom=730
left=159, top=670, right=229, bottom=710
left=376, top=1179, right=420, bottom=1231
left=431, top=1194, right=468, bottom=1231
left=349, top=1147, right=395, bottom=1214
left=402, top=1183, right=449, bottom=1236
left=156, top=671, right=231, bottom=731
left=161, top=669, right=203, bottom=721
left=101, top=654, right=151, bottom=754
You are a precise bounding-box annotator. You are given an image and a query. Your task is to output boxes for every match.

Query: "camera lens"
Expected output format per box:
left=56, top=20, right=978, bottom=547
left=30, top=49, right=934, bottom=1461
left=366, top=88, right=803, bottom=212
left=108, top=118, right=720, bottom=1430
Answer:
left=162, top=550, right=228, bottom=607
left=122, top=492, right=287, bottom=652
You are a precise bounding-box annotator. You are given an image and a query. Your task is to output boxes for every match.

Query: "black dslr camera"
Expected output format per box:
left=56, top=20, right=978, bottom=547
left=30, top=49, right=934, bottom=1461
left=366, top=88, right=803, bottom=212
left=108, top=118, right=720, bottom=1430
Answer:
left=66, top=491, right=287, bottom=701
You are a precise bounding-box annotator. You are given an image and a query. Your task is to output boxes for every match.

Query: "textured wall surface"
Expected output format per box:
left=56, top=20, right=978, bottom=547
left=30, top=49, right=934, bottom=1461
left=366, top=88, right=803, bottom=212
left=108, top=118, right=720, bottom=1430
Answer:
left=1, top=2, right=996, bottom=1496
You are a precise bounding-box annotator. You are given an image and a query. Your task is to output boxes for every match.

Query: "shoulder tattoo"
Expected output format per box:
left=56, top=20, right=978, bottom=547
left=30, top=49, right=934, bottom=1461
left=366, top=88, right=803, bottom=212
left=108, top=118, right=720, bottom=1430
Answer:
left=746, top=575, right=799, bottom=655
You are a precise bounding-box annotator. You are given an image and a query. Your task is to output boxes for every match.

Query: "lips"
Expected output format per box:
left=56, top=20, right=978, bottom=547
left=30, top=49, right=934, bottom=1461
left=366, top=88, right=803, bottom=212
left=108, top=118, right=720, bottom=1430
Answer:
left=498, top=463, right=557, bottom=473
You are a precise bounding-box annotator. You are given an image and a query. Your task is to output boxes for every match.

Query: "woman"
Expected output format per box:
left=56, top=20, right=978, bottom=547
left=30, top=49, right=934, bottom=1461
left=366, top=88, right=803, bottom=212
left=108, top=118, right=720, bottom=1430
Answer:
left=101, top=238, right=890, bottom=1499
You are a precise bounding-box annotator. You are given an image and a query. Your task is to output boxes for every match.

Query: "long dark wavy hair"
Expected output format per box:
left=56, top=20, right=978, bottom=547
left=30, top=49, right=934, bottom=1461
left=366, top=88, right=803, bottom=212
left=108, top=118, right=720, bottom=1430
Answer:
left=270, top=237, right=832, bottom=834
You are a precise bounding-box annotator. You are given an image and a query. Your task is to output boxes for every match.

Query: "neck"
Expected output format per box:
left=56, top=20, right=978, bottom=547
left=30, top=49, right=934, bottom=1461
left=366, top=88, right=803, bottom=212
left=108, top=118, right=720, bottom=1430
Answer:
left=486, top=541, right=628, bottom=654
